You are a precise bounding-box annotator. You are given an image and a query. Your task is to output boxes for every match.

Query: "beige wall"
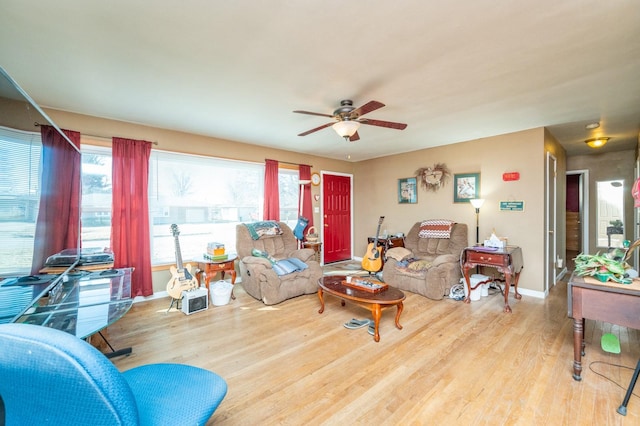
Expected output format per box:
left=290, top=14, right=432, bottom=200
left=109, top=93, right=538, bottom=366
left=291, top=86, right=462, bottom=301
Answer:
left=354, top=127, right=554, bottom=294
left=46, top=109, right=565, bottom=296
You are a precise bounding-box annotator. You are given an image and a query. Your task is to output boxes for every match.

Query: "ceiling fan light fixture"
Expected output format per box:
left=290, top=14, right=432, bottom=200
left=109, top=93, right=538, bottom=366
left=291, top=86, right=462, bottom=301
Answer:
left=332, top=120, right=360, bottom=139
left=585, top=137, right=610, bottom=148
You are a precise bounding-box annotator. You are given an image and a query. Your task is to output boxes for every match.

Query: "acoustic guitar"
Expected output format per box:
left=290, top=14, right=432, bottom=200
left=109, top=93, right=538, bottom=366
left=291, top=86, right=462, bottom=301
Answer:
left=361, top=216, right=385, bottom=273
left=166, top=224, right=199, bottom=299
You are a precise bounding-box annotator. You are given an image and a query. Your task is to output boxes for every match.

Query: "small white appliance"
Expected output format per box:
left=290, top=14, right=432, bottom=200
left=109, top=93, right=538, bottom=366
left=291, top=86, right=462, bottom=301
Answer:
left=181, top=287, right=208, bottom=315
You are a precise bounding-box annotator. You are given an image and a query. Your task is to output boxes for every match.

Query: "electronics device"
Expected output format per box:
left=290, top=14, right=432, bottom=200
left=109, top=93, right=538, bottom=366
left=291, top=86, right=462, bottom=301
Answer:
left=181, top=287, right=208, bottom=315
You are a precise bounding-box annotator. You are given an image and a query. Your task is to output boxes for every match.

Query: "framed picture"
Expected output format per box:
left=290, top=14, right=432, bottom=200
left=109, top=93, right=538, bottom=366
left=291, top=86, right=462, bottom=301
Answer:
left=453, top=173, right=480, bottom=203
left=398, top=177, right=417, bottom=204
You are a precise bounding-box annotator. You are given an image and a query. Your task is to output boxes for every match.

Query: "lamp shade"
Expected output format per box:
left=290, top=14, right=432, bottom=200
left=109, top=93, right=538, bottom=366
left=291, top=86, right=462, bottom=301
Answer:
left=470, top=198, right=485, bottom=209
left=332, top=120, right=360, bottom=138
left=585, top=137, right=610, bottom=148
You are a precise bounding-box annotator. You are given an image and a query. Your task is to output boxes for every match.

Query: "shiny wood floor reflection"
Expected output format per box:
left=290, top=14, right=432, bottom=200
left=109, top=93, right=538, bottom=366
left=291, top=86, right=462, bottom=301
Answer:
left=109, top=275, right=640, bottom=425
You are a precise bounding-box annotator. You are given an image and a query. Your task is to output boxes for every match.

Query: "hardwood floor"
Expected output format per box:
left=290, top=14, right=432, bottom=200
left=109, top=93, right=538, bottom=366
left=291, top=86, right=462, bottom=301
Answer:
left=109, top=275, right=640, bottom=425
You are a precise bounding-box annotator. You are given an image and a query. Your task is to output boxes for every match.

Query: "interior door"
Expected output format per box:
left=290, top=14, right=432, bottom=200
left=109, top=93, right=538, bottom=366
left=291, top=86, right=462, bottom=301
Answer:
left=546, top=152, right=557, bottom=292
left=322, top=173, right=352, bottom=263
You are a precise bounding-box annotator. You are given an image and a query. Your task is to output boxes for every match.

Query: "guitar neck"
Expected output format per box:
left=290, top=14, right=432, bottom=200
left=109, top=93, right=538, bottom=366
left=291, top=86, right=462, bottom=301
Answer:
left=372, top=216, right=385, bottom=248
left=174, top=236, right=184, bottom=269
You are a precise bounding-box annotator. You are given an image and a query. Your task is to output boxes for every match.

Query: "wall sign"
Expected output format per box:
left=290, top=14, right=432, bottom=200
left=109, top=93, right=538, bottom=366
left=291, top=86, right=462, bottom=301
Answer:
left=500, top=201, right=525, bottom=211
left=502, top=172, right=520, bottom=181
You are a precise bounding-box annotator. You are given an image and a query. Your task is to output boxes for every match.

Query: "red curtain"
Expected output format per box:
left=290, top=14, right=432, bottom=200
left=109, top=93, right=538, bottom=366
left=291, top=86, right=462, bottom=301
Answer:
left=111, top=137, right=153, bottom=297
left=299, top=165, right=313, bottom=230
left=31, top=126, right=81, bottom=274
left=263, top=159, right=280, bottom=221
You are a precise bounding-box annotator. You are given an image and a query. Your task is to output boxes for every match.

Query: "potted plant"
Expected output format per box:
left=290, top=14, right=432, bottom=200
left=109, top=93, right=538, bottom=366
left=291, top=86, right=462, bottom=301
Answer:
left=574, top=238, right=638, bottom=284
left=607, top=219, right=624, bottom=235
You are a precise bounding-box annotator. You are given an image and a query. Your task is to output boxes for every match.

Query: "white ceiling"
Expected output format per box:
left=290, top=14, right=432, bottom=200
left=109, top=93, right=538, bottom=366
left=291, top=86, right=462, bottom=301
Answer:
left=1, top=1, right=639, bottom=161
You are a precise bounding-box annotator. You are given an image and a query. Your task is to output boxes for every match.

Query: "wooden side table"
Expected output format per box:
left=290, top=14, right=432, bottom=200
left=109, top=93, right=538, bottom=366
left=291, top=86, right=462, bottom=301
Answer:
left=303, top=241, right=322, bottom=263
left=194, top=254, right=237, bottom=299
left=461, top=246, right=524, bottom=313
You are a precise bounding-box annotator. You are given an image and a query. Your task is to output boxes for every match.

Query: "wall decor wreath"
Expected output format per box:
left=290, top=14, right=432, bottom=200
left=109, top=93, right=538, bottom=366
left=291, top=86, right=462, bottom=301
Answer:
left=415, top=163, right=451, bottom=192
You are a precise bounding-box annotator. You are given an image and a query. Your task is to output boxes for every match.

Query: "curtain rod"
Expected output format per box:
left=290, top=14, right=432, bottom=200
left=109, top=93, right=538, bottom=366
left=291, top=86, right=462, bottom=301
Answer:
left=34, top=122, right=158, bottom=145
left=82, top=133, right=159, bottom=146
left=265, top=159, right=312, bottom=168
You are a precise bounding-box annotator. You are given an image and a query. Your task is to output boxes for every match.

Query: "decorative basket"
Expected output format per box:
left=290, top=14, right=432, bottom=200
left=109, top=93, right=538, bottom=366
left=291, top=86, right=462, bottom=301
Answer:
left=305, top=226, right=318, bottom=242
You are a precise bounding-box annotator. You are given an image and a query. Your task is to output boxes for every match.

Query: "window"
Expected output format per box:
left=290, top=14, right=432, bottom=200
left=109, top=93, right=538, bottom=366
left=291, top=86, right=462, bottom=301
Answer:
left=278, top=168, right=300, bottom=229
left=148, top=150, right=264, bottom=264
left=0, top=126, right=42, bottom=275
left=81, top=145, right=112, bottom=251
left=80, top=146, right=303, bottom=266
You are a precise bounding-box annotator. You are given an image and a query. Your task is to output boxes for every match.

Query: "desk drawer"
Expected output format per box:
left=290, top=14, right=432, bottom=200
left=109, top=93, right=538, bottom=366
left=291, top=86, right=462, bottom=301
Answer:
left=466, top=251, right=506, bottom=267
left=208, top=262, right=229, bottom=271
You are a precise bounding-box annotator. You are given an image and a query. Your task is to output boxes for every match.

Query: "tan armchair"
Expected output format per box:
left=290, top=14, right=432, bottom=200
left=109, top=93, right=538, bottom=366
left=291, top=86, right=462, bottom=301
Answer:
left=236, top=222, right=322, bottom=305
left=382, top=222, right=468, bottom=300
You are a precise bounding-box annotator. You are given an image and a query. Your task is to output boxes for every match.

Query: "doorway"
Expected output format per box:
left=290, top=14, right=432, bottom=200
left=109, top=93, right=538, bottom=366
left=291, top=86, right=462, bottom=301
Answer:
left=321, top=172, right=353, bottom=264
left=566, top=170, right=589, bottom=271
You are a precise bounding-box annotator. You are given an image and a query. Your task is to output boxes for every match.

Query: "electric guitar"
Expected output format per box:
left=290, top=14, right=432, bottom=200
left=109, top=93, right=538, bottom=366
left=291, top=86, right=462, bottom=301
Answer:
left=166, top=224, right=199, bottom=299
left=361, top=216, right=385, bottom=273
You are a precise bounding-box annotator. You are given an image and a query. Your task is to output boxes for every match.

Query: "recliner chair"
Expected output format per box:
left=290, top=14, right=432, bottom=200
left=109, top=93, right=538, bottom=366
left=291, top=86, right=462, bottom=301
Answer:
left=382, top=221, right=468, bottom=300
left=236, top=222, right=322, bottom=305
left=0, top=323, right=227, bottom=425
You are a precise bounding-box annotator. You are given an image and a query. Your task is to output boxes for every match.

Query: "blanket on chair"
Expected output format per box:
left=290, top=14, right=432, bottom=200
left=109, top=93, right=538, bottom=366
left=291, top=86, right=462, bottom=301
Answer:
left=244, top=221, right=283, bottom=240
left=418, top=219, right=455, bottom=239
left=251, top=248, right=308, bottom=276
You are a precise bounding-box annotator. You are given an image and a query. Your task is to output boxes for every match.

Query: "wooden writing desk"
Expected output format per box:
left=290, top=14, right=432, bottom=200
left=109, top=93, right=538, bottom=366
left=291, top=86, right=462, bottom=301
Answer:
left=567, top=273, right=640, bottom=381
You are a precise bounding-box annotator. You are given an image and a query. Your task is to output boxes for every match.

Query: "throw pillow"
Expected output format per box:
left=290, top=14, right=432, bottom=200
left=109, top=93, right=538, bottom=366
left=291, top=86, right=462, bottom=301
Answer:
left=407, top=259, right=432, bottom=271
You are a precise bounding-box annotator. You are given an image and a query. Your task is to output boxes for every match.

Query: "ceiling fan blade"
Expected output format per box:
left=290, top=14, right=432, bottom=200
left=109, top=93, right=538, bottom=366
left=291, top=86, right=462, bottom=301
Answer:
left=293, top=110, right=334, bottom=118
left=298, top=122, right=334, bottom=136
left=360, top=118, right=407, bottom=130
left=351, top=100, right=385, bottom=117
left=349, top=131, right=360, bottom=142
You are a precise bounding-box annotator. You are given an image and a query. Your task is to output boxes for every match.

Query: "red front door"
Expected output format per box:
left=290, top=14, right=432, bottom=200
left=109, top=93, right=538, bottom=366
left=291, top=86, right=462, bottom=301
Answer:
left=322, top=174, right=352, bottom=263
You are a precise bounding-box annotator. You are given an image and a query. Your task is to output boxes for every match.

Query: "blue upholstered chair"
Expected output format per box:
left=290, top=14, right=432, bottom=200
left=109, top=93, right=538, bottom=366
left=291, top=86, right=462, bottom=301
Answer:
left=0, top=323, right=227, bottom=425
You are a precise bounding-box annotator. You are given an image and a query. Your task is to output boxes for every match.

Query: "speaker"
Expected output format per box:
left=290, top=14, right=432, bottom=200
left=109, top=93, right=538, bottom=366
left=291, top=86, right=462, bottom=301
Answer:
left=181, top=287, right=208, bottom=315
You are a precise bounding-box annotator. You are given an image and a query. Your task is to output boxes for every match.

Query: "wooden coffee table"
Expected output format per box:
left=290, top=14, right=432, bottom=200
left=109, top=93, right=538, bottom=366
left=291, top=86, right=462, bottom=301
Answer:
left=317, top=275, right=405, bottom=342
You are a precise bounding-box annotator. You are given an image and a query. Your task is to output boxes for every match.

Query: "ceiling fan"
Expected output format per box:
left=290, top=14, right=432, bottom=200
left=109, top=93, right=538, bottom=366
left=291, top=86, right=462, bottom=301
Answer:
left=293, top=99, right=407, bottom=142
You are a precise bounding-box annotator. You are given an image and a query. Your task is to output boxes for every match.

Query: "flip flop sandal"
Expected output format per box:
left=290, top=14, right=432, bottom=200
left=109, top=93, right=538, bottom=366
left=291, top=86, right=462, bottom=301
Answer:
left=367, top=324, right=375, bottom=336
left=344, top=319, right=370, bottom=329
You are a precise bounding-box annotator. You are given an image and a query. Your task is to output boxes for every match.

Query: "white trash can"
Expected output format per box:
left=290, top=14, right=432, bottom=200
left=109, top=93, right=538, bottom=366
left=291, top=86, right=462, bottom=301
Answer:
left=464, top=274, right=490, bottom=301
left=211, top=280, right=233, bottom=306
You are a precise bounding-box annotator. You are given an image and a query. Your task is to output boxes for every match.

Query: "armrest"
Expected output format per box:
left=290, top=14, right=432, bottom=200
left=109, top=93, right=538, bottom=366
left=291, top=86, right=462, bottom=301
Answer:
left=241, top=256, right=273, bottom=268
left=432, top=254, right=458, bottom=267
left=385, top=247, right=413, bottom=262
left=288, top=248, right=315, bottom=263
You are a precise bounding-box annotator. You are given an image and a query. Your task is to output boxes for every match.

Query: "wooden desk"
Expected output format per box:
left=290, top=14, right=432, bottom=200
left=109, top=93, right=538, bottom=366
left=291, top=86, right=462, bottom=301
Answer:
left=462, top=246, right=524, bottom=313
left=568, top=273, right=640, bottom=381
left=194, top=255, right=237, bottom=298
